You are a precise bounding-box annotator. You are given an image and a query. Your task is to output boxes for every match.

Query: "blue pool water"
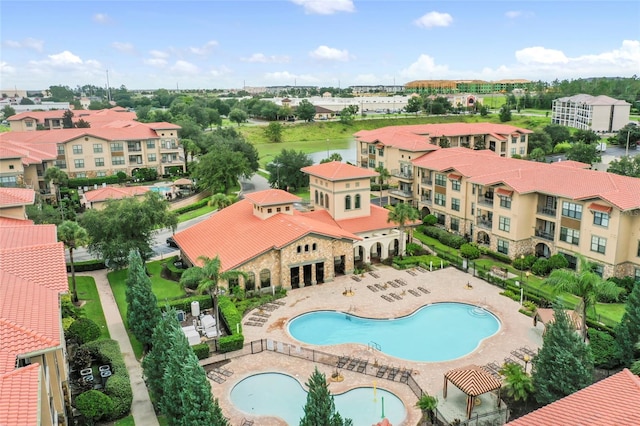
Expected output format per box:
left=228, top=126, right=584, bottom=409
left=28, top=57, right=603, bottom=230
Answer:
left=230, top=372, right=406, bottom=425
left=288, top=302, right=500, bottom=362
left=149, top=186, right=171, bottom=194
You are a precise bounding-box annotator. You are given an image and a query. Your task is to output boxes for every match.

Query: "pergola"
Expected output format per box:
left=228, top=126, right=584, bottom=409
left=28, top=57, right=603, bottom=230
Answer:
left=443, top=365, right=502, bottom=419
left=533, top=308, right=583, bottom=334
left=173, top=178, right=193, bottom=187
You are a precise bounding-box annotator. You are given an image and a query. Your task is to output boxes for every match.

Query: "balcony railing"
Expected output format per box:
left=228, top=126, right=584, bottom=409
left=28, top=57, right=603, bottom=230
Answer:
left=478, top=197, right=494, bottom=207
left=361, top=148, right=368, bottom=155
left=389, top=189, right=413, bottom=199
left=536, top=207, right=557, bottom=217
left=161, top=144, right=179, bottom=151
left=392, top=169, right=413, bottom=180
left=535, top=229, right=555, bottom=241
left=421, top=178, right=433, bottom=185
left=420, top=195, right=432, bottom=204
left=476, top=217, right=493, bottom=229
left=128, top=147, right=142, bottom=152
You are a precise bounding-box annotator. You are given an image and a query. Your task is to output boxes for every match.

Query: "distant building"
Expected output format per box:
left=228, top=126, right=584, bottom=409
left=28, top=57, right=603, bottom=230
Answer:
left=551, top=94, right=631, bottom=133
left=81, top=185, right=151, bottom=209
left=405, top=79, right=537, bottom=95
left=349, top=85, right=405, bottom=94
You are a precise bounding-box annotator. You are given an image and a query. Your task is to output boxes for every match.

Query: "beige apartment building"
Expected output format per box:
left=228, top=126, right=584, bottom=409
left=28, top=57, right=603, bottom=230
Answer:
left=7, top=108, right=137, bottom=131
left=551, top=94, right=631, bottom=133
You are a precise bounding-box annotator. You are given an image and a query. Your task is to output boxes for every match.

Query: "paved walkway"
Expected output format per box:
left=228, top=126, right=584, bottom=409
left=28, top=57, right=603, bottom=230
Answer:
left=83, top=269, right=159, bottom=426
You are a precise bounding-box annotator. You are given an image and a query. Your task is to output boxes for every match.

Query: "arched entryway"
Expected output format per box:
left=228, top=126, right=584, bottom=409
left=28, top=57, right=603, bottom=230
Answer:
left=421, top=206, right=431, bottom=218
left=370, top=242, right=382, bottom=263
left=477, top=231, right=490, bottom=246
left=388, top=239, right=399, bottom=257
left=536, top=242, right=551, bottom=258
left=354, top=246, right=365, bottom=268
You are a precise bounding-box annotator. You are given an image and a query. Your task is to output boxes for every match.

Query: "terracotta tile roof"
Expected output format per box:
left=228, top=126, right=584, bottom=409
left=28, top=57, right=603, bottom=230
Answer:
left=355, top=128, right=439, bottom=152
left=7, top=110, right=65, bottom=121
left=412, top=148, right=640, bottom=211
left=174, top=198, right=359, bottom=271
left=243, top=189, right=300, bottom=206
left=506, top=369, right=640, bottom=426
left=0, top=141, right=56, bottom=164
left=302, top=161, right=378, bottom=181
left=0, top=363, right=40, bottom=425
left=336, top=204, right=420, bottom=234
left=0, top=243, right=68, bottom=293
left=445, top=365, right=502, bottom=396
left=0, top=224, right=57, bottom=249
left=549, top=160, right=591, bottom=169
left=588, top=203, right=613, bottom=214
left=0, top=217, right=34, bottom=226
left=83, top=186, right=150, bottom=203
left=0, top=188, right=35, bottom=207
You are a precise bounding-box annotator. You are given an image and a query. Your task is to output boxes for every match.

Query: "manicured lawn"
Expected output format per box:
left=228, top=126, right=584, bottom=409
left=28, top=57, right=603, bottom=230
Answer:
left=108, top=259, right=186, bottom=358
left=114, top=415, right=135, bottom=426
left=177, top=204, right=216, bottom=223
left=74, top=276, right=110, bottom=339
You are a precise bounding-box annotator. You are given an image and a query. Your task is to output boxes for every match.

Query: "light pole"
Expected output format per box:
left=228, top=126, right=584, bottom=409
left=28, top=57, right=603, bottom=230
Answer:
left=523, top=354, right=531, bottom=374
left=520, top=255, right=525, bottom=284
left=626, top=130, right=631, bottom=157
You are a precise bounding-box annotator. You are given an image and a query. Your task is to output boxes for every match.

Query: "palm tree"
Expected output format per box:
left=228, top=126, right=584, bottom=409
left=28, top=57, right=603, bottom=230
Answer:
left=387, top=202, right=420, bottom=257
left=179, top=255, right=246, bottom=337
left=57, top=220, right=90, bottom=303
left=499, top=362, right=534, bottom=408
left=415, top=394, right=438, bottom=424
left=545, top=254, right=622, bottom=341
left=374, top=165, right=391, bottom=206
left=44, top=166, right=69, bottom=214
left=208, top=193, right=233, bottom=210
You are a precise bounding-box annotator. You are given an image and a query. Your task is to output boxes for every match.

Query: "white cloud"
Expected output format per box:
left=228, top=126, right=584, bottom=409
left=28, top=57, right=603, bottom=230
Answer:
left=144, top=58, right=168, bottom=67
left=309, top=45, right=351, bottom=61
left=399, top=54, right=450, bottom=79
left=241, top=53, right=290, bottom=63
left=93, top=13, right=111, bottom=24
left=208, top=66, right=232, bottom=78
left=189, top=40, right=218, bottom=56
left=515, top=46, right=569, bottom=64
left=505, top=11, right=522, bottom=19
left=263, top=71, right=320, bottom=84
left=414, top=12, right=453, bottom=29
left=112, top=42, right=135, bottom=54
left=170, top=60, right=199, bottom=74
left=149, top=50, right=169, bottom=59
left=291, top=0, right=354, bottom=15
left=353, top=74, right=381, bottom=85
left=0, top=61, right=16, bottom=75
left=3, top=37, right=44, bottom=52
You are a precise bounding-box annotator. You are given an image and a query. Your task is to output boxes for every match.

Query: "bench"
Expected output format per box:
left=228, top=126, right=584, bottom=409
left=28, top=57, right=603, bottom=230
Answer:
left=491, top=266, right=509, bottom=279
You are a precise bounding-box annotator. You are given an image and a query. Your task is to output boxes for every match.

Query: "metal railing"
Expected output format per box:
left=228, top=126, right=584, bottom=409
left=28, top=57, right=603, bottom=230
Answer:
left=421, top=178, right=433, bottom=185
left=389, top=189, right=413, bottom=198
left=534, top=229, right=555, bottom=241
left=536, top=206, right=556, bottom=217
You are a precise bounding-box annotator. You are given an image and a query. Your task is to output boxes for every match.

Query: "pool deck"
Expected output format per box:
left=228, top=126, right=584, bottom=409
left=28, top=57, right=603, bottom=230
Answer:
left=206, top=266, right=544, bottom=425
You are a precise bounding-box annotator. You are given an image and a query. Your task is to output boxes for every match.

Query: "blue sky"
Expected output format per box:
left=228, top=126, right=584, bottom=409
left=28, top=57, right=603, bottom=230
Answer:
left=1, top=1, right=639, bottom=90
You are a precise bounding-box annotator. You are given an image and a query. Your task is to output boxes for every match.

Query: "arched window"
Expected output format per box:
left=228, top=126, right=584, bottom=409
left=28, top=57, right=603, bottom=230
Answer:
left=245, top=272, right=256, bottom=291
left=355, top=194, right=361, bottom=209
left=314, top=190, right=318, bottom=204
left=325, top=194, right=329, bottom=209
left=260, top=269, right=271, bottom=288
left=320, top=191, right=324, bottom=207
left=312, top=243, right=317, bottom=251
left=305, top=244, right=309, bottom=252
left=345, top=195, right=351, bottom=210
left=297, top=245, right=301, bottom=253
left=228, top=277, right=239, bottom=292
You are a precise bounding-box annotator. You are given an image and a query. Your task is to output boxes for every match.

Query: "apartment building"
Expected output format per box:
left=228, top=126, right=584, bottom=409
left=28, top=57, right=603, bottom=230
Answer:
left=0, top=138, right=56, bottom=192
left=551, top=94, right=631, bottom=133
left=7, top=108, right=137, bottom=131
left=355, top=123, right=532, bottom=205
left=0, top=188, right=71, bottom=425
left=0, top=120, right=184, bottom=182
left=407, top=147, right=640, bottom=279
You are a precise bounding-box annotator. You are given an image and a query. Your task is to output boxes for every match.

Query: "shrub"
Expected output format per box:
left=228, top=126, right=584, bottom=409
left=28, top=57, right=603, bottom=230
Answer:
left=421, top=226, right=466, bottom=249
left=522, top=301, right=537, bottom=312
left=393, top=255, right=444, bottom=269
left=172, top=197, right=211, bottom=215
left=588, top=329, right=620, bottom=369
left=553, top=141, right=572, bottom=153
left=61, top=294, right=81, bottom=319
left=67, top=318, right=101, bottom=344
left=423, top=214, right=437, bottom=226
left=501, top=290, right=519, bottom=301
left=460, top=243, right=480, bottom=259
left=67, top=259, right=106, bottom=272
left=478, top=246, right=513, bottom=264
left=219, top=296, right=241, bottom=335
left=548, top=253, right=569, bottom=270
left=71, top=346, right=93, bottom=371
left=68, top=175, right=120, bottom=189
left=218, top=333, right=244, bottom=353
left=75, top=390, right=115, bottom=424
left=62, top=317, right=75, bottom=332
left=192, top=343, right=210, bottom=360
left=160, top=294, right=212, bottom=312
left=531, top=258, right=551, bottom=276
left=405, top=242, right=423, bottom=256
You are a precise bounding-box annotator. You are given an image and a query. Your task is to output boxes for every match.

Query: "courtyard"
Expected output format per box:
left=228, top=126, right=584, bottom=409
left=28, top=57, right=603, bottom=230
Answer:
left=202, top=265, right=545, bottom=425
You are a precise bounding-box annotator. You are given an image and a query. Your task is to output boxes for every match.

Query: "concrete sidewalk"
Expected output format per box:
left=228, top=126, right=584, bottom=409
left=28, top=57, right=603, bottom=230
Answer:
left=83, top=270, right=159, bottom=426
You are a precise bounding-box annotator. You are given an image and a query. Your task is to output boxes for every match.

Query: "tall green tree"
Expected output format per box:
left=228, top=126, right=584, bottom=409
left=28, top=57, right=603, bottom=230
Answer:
left=572, top=129, right=600, bottom=145
left=299, top=367, right=352, bottom=426
left=125, top=250, right=161, bottom=352
left=616, top=281, right=640, bottom=367
left=179, top=256, right=246, bottom=338
left=499, top=362, right=534, bottom=407
left=545, top=255, right=622, bottom=341
left=387, top=203, right=420, bottom=256
left=374, top=165, right=390, bottom=206
left=1, top=105, right=16, bottom=118
left=228, top=108, right=247, bottom=126
left=57, top=220, right=90, bottom=303
left=499, top=104, right=512, bottom=122
left=616, top=123, right=640, bottom=150
left=607, top=155, right=640, bottom=177
left=81, top=192, right=177, bottom=268
left=566, top=142, right=600, bottom=165
left=543, top=124, right=571, bottom=146
left=265, top=121, right=283, bottom=142
left=44, top=166, right=69, bottom=210
left=266, top=149, right=312, bottom=191
left=527, top=131, right=553, bottom=154
left=532, top=306, right=594, bottom=405
left=142, top=308, right=180, bottom=403
left=405, top=96, right=422, bottom=114
left=296, top=99, right=316, bottom=122
left=62, top=110, right=74, bottom=128
left=193, top=147, right=251, bottom=194
left=208, top=193, right=234, bottom=210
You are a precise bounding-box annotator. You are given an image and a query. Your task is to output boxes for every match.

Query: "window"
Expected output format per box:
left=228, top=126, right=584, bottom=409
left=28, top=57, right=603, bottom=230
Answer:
left=97, top=171, right=106, bottom=177
left=355, top=194, right=361, bottom=209
left=368, top=145, right=376, bottom=154
left=304, top=244, right=309, bottom=252
left=378, top=161, right=384, bottom=169
left=146, top=140, right=156, bottom=149
left=110, top=142, right=123, bottom=152
left=436, top=213, right=445, bottom=225
left=26, top=120, right=34, bottom=128
left=451, top=179, right=461, bottom=191
left=148, top=153, right=157, bottom=162
left=435, top=193, right=446, bottom=206
left=635, top=268, right=640, bottom=282
left=499, top=196, right=511, bottom=209
left=560, top=227, right=580, bottom=245
left=378, top=148, right=384, bottom=156
left=590, top=235, right=606, bottom=254
left=345, top=195, right=351, bottom=210
left=511, top=136, right=517, bottom=144
left=55, top=160, right=66, bottom=169
left=325, top=194, right=329, bottom=209
left=245, top=272, right=256, bottom=291
left=368, top=159, right=375, bottom=168
left=112, top=156, right=125, bottom=165
left=93, top=144, right=103, bottom=153
left=297, top=246, right=301, bottom=253
left=435, top=174, right=447, bottom=186
left=562, top=202, right=582, bottom=219
left=0, top=176, right=17, bottom=187
left=451, top=217, right=460, bottom=232
left=259, top=269, right=271, bottom=288
left=74, top=159, right=84, bottom=168
left=520, top=135, right=526, bottom=143
left=637, top=241, right=640, bottom=257
left=314, top=190, right=318, bottom=204
left=511, top=148, right=516, bottom=155
left=497, top=239, right=509, bottom=255
left=267, top=208, right=272, bottom=213
left=312, top=243, right=317, bottom=251
left=592, top=264, right=604, bottom=277
left=593, top=212, right=609, bottom=227
left=94, top=158, right=104, bottom=167
left=560, top=252, right=578, bottom=270
left=498, top=216, right=510, bottom=232
left=451, top=198, right=460, bottom=211
left=519, top=147, right=525, bottom=155
left=57, top=144, right=65, bottom=155
left=75, top=172, right=86, bottom=178
left=72, top=145, right=83, bottom=154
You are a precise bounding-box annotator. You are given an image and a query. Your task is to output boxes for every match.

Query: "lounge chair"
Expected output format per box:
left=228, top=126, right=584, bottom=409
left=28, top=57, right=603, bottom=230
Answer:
left=520, top=346, right=537, bottom=357
left=381, top=294, right=394, bottom=302
left=406, top=269, right=417, bottom=276
left=390, top=292, right=402, bottom=300
left=418, top=286, right=431, bottom=294
left=387, top=367, right=399, bottom=380
left=357, top=360, right=368, bottom=373
left=376, top=365, right=388, bottom=378
left=337, top=356, right=349, bottom=368
left=367, top=285, right=378, bottom=292
left=207, top=371, right=225, bottom=384
left=399, top=369, right=411, bottom=383
left=347, top=358, right=358, bottom=370
left=408, top=289, right=421, bottom=297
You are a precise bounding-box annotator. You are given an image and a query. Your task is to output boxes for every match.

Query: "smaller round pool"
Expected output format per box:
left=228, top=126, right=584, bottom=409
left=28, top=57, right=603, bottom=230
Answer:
left=230, top=372, right=406, bottom=425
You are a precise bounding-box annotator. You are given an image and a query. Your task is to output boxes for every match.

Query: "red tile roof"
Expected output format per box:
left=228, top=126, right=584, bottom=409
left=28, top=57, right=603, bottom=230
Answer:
left=0, top=363, right=40, bottom=425
left=83, top=185, right=150, bottom=203
left=548, top=159, right=591, bottom=169
left=0, top=217, right=34, bottom=226
left=302, top=161, right=378, bottom=181
left=336, top=204, right=418, bottom=234
left=412, top=148, right=640, bottom=211
left=506, top=369, right=640, bottom=426
left=0, top=224, right=57, bottom=249
left=0, top=141, right=56, bottom=165
left=0, top=243, right=68, bottom=293
left=0, top=188, right=35, bottom=207
left=243, top=189, right=300, bottom=206
left=8, top=108, right=138, bottom=127
left=7, top=110, right=66, bottom=121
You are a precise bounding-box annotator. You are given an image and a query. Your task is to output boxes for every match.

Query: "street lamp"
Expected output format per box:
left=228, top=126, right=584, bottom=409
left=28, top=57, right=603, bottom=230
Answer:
left=520, top=254, right=525, bottom=284
left=523, top=354, right=531, bottom=374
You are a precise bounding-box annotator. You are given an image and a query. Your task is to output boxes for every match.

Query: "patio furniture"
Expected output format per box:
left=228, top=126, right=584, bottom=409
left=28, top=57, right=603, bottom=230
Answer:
left=395, top=278, right=408, bottom=286
left=367, top=285, right=378, bottom=292
left=376, top=365, right=388, bottom=378
left=346, top=358, right=359, bottom=370
left=381, top=294, right=394, bottom=302
left=357, top=359, right=368, bottom=373
left=207, top=371, right=225, bottom=384
left=214, top=367, right=233, bottom=377
left=520, top=346, right=537, bottom=357
left=254, top=312, right=271, bottom=318
left=375, top=283, right=386, bottom=291
left=416, top=266, right=427, bottom=273
left=418, top=286, right=431, bottom=294
left=388, top=281, right=399, bottom=288
left=369, top=271, right=380, bottom=278
left=511, top=349, right=527, bottom=361
left=273, top=300, right=286, bottom=306
left=387, top=367, right=399, bottom=380
left=351, top=275, right=362, bottom=282
left=443, top=365, right=503, bottom=420
left=337, top=356, right=349, bottom=368
left=390, top=292, right=402, bottom=300
left=406, top=269, right=417, bottom=276
left=400, top=369, right=411, bottom=383
left=241, top=419, right=254, bottom=426
left=408, top=289, right=421, bottom=297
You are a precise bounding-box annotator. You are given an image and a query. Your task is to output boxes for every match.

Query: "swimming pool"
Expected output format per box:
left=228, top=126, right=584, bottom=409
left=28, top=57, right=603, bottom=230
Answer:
left=230, top=372, right=406, bottom=425
left=149, top=186, right=171, bottom=194
left=288, top=302, right=500, bottom=362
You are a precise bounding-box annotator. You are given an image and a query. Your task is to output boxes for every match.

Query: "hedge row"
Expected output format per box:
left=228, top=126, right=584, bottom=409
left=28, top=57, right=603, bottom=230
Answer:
left=478, top=246, right=512, bottom=264
left=393, top=255, right=444, bottom=269
left=160, top=294, right=212, bottom=312
left=68, top=175, right=122, bottom=188
left=66, top=259, right=106, bottom=273
left=192, top=343, right=210, bottom=360
left=419, top=226, right=467, bottom=249
left=173, top=197, right=211, bottom=215
left=218, top=296, right=244, bottom=353
left=162, top=256, right=185, bottom=281
left=82, top=339, right=132, bottom=420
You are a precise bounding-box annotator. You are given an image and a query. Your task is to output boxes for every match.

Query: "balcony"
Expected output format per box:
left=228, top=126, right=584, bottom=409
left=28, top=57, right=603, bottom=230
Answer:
left=420, top=195, right=432, bottom=204
left=360, top=161, right=369, bottom=168
left=421, top=177, right=433, bottom=185
left=478, top=197, right=494, bottom=208
left=127, top=147, right=142, bottom=152
left=476, top=217, right=493, bottom=230
left=535, top=229, right=555, bottom=241
left=536, top=206, right=557, bottom=217
left=161, top=144, right=179, bottom=151
left=389, top=189, right=413, bottom=200
left=361, top=148, right=368, bottom=155
left=392, top=169, right=413, bottom=180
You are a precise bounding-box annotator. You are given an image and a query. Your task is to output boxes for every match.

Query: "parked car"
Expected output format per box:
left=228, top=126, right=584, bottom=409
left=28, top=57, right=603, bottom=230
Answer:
left=167, top=236, right=178, bottom=248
